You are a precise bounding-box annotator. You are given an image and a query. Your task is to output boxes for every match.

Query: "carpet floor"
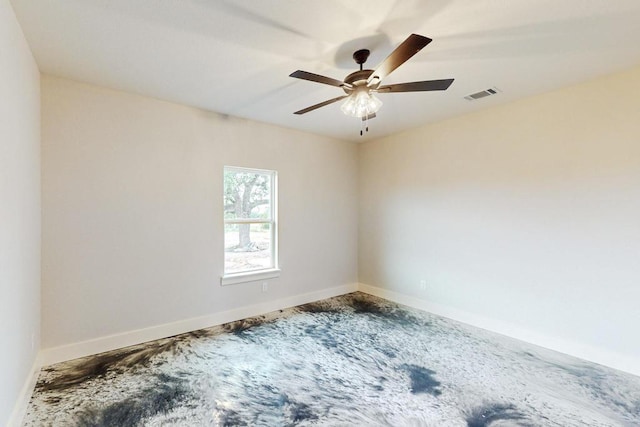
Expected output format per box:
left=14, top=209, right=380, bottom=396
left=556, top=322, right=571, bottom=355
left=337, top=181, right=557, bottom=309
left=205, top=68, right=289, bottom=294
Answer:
left=24, top=292, right=640, bottom=426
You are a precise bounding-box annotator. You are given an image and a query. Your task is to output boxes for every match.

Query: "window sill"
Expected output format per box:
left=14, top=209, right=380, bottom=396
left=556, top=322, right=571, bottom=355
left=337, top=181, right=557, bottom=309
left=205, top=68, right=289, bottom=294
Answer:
left=220, top=269, right=281, bottom=286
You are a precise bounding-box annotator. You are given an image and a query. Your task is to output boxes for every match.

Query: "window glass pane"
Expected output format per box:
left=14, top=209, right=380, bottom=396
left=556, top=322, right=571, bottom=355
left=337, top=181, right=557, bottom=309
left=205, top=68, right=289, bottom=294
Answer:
left=224, top=170, right=271, bottom=220
left=224, top=223, right=273, bottom=274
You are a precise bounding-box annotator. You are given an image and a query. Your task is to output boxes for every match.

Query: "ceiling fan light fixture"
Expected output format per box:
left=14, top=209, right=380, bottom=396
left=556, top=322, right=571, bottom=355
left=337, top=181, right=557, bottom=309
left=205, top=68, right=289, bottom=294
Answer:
left=340, top=90, right=382, bottom=118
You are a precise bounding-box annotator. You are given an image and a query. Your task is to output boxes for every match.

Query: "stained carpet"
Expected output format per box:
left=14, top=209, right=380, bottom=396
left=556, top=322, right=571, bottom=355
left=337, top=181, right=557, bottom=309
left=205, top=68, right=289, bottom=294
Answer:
left=24, top=292, right=640, bottom=426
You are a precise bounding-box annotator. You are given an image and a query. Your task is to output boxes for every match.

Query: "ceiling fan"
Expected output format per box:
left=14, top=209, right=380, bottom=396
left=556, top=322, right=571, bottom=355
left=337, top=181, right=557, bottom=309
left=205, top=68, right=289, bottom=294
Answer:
left=289, top=34, right=454, bottom=135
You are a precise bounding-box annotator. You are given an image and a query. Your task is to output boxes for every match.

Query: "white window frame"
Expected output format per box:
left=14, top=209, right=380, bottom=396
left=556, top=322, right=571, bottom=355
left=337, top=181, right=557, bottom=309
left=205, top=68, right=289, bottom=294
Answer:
left=221, top=166, right=279, bottom=286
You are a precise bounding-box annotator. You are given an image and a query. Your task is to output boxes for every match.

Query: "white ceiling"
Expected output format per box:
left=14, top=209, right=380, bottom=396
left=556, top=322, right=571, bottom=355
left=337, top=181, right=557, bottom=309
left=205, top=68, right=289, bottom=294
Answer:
left=11, top=0, right=640, bottom=142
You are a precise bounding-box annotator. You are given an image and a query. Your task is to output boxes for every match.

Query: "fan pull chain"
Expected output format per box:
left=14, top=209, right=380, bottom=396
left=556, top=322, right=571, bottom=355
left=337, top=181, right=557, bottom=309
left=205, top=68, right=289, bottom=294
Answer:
left=360, top=115, right=371, bottom=136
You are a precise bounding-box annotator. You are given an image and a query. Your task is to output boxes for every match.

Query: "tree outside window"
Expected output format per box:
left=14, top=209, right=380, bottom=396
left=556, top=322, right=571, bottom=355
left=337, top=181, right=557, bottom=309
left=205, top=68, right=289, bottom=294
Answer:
left=223, top=167, right=277, bottom=275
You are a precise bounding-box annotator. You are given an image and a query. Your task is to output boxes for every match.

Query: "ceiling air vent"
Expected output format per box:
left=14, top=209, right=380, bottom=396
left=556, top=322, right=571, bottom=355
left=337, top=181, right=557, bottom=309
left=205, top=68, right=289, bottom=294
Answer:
left=464, top=87, right=500, bottom=101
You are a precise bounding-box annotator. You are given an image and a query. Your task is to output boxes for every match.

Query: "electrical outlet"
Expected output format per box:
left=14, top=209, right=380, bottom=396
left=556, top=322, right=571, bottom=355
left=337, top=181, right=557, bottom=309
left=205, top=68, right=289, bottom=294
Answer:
left=262, top=282, right=269, bottom=292
left=419, top=280, right=427, bottom=291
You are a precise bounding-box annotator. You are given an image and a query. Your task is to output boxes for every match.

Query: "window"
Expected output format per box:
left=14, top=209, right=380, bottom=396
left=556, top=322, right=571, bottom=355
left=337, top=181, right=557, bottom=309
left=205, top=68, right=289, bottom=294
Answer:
left=221, top=166, right=278, bottom=285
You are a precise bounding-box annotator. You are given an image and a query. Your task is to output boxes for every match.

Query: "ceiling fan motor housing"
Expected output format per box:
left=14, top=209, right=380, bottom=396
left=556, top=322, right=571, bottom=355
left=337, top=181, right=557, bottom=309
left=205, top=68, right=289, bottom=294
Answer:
left=343, top=69, right=375, bottom=94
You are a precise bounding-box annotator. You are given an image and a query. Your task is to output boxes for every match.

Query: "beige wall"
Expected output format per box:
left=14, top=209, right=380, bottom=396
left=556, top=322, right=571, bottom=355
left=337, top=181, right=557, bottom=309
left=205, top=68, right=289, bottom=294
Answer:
left=359, top=65, right=640, bottom=373
left=0, top=0, right=41, bottom=425
left=41, top=76, right=358, bottom=348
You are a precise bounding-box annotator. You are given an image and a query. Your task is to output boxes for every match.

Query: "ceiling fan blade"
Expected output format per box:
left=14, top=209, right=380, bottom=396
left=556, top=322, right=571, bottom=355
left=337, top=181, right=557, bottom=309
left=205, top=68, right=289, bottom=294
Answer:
left=367, top=34, right=432, bottom=86
left=377, top=78, right=454, bottom=93
left=290, top=70, right=348, bottom=88
left=294, top=95, right=348, bottom=115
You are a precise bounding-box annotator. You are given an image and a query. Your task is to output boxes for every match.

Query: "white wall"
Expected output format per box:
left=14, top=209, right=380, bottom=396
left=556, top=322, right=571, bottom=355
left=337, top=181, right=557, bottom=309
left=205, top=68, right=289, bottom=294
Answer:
left=0, top=0, right=41, bottom=425
left=41, top=76, right=358, bottom=349
left=359, top=65, right=640, bottom=374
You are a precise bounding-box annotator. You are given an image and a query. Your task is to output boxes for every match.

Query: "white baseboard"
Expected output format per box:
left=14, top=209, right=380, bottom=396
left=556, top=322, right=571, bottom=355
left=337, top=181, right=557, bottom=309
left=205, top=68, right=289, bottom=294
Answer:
left=358, top=283, right=640, bottom=377
left=7, top=358, right=40, bottom=427
left=39, top=283, right=358, bottom=367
